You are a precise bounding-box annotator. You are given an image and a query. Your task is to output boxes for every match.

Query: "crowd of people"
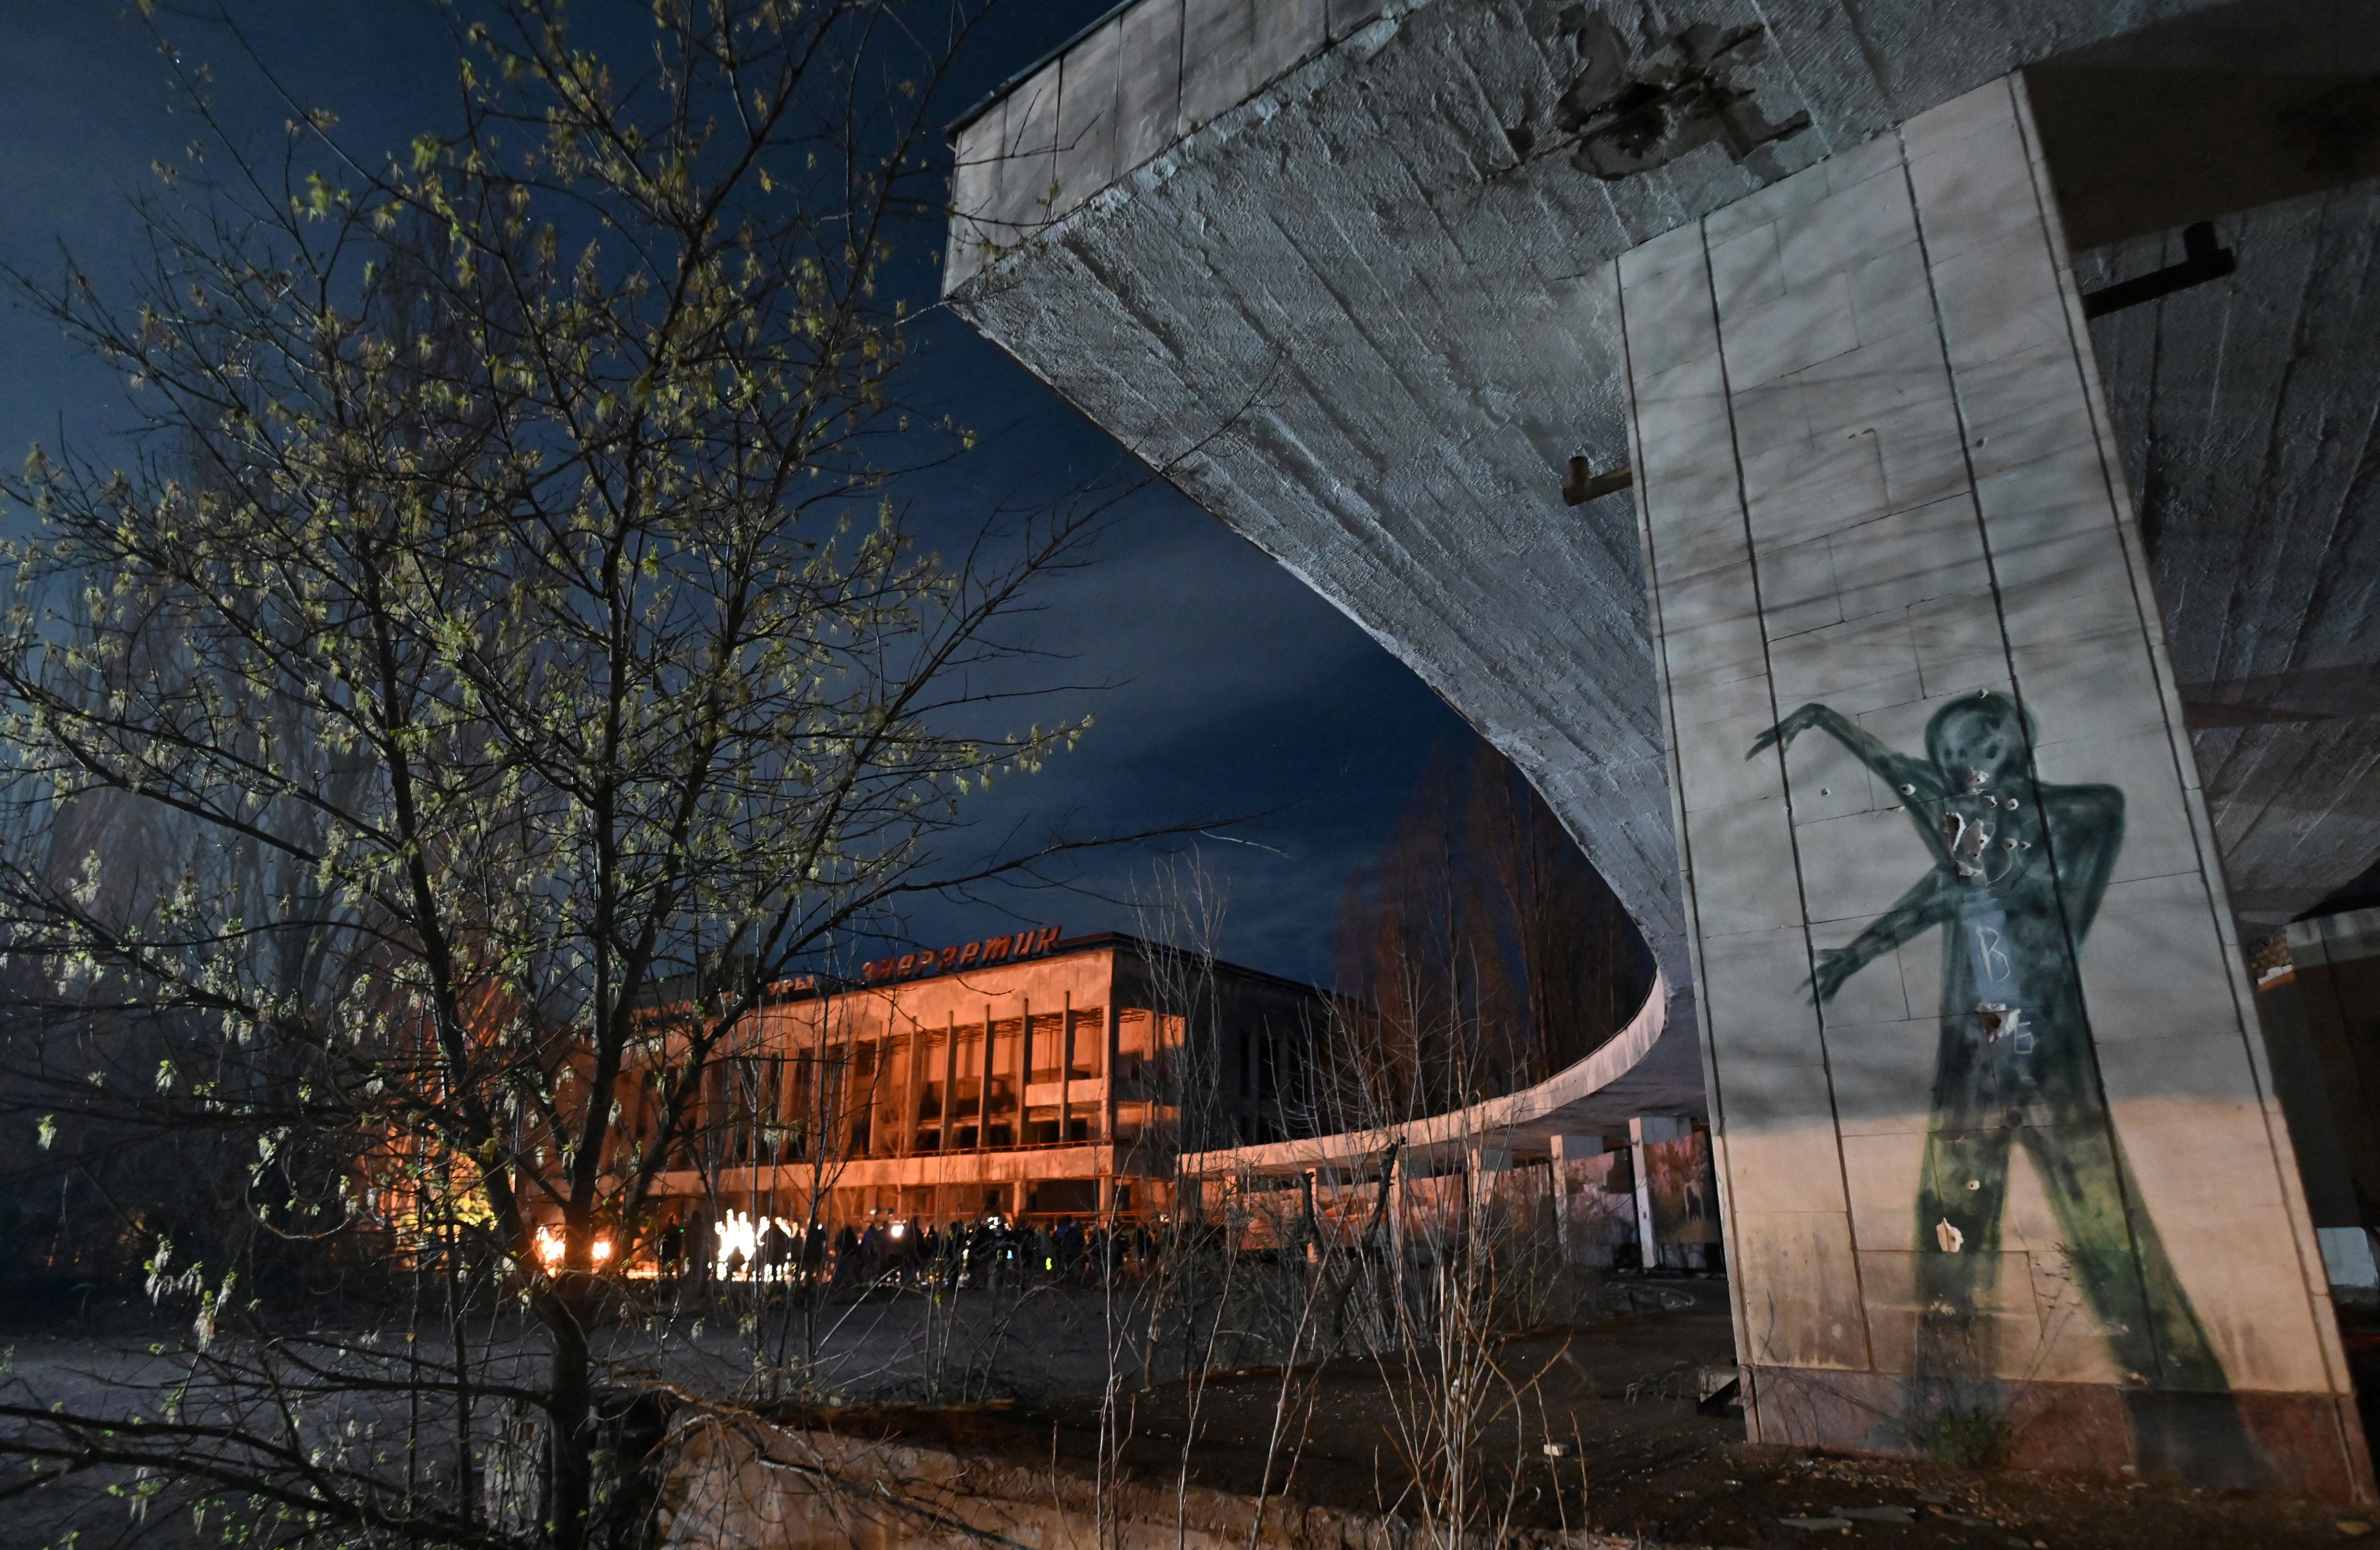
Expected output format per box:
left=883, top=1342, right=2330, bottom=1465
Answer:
left=648, top=1212, right=1170, bottom=1291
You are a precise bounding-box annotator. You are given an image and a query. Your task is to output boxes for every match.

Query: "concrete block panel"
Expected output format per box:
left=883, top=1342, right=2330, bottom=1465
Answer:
left=946, top=100, right=1007, bottom=290
left=1905, top=116, right=2040, bottom=266
left=1255, top=0, right=1327, bottom=83
left=1708, top=222, right=1784, bottom=319
left=1724, top=1111, right=1850, bottom=1221
left=1116, top=0, right=1186, bottom=175
left=1763, top=615, right=1923, bottom=713
left=1844, top=241, right=1936, bottom=346
left=1737, top=423, right=1889, bottom=549
left=1826, top=1018, right=1936, bottom=1133
left=1673, top=701, right=1785, bottom=818
left=1659, top=602, right=1768, bottom=692
left=1720, top=272, right=1861, bottom=390
left=1687, top=803, right=1806, bottom=940
left=1839, top=1128, right=1927, bottom=1240
left=1775, top=164, right=1917, bottom=297
left=1754, top=531, right=1846, bottom=640
left=989, top=58, right=1063, bottom=248
left=2011, top=626, right=2172, bottom=748
left=1798, top=807, right=1948, bottom=926
left=1829, top=499, right=1995, bottom=626
left=1779, top=725, right=1884, bottom=825
left=1929, top=230, right=2072, bottom=373
left=1632, top=357, right=1733, bottom=480
left=1726, top=379, right=1808, bottom=460
left=1728, top=1205, right=1871, bottom=1371
left=1180, top=0, right=1255, bottom=131
left=1700, top=927, right=1828, bottom=1072
left=1053, top=19, right=1123, bottom=218
left=1625, top=265, right=1723, bottom=381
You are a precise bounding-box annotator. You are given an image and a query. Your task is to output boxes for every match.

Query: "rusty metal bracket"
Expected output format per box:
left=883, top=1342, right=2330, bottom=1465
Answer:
left=2079, top=221, right=2236, bottom=318
left=1564, top=456, right=1635, bottom=506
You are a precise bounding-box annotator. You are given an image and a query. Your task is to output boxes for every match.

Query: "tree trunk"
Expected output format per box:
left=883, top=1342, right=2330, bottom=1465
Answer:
left=542, top=1284, right=594, bottom=1550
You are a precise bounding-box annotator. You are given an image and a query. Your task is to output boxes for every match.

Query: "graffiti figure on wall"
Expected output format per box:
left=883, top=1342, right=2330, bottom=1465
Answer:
left=1748, top=692, right=2230, bottom=1410
left=1644, top=1129, right=1723, bottom=1246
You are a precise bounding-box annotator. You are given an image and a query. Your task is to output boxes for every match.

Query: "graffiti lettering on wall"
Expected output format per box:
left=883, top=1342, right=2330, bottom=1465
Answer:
left=1751, top=693, right=2230, bottom=1397
left=1643, top=1129, right=1722, bottom=1246
left=860, top=926, right=1063, bottom=985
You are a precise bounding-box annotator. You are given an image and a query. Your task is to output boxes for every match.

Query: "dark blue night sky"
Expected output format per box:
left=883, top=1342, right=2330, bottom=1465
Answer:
left=0, top=0, right=1481, bottom=988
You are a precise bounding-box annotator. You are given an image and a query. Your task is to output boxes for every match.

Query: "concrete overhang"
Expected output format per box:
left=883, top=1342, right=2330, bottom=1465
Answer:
left=941, top=0, right=2380, bottom=1123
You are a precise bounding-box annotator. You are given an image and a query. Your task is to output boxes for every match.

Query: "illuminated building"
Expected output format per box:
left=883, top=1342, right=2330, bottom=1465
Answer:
left=620, top=931, right=1327, bottom=1235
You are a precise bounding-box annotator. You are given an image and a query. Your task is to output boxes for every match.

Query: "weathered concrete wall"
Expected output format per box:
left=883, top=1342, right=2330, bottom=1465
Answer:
left=656, top=1413, right=1656, bottom=1550
left=942, top=0, right=2380, bottom=1131
left=1619, top=73, right=2363, bottom=1495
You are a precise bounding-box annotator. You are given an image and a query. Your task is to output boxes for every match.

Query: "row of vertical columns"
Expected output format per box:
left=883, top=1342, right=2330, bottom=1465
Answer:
left=1630, top=1116, right=1693, bottom=1262
left=979, top=1005, right=995, bottom=1155
left=941, top=1014, right=959, bottom=1153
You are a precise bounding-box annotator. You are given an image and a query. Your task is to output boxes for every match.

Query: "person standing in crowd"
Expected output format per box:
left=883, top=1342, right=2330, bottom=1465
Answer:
left=758, top=1216, right=793, bottom=1283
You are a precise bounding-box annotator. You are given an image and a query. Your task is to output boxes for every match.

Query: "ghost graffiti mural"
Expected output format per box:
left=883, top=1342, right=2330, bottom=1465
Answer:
left=1748, top=692, right=2231, bottom=1406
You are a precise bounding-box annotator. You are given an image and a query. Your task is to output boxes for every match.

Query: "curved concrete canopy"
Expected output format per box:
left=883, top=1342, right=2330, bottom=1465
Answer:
left=944, top=0, right=2380, bottom=1122
left=1178, top=967, right=1670, bottom=1176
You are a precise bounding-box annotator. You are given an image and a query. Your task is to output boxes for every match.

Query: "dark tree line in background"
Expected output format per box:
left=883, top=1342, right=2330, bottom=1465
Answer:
left=1331, top=735, right=1654, bottom=1121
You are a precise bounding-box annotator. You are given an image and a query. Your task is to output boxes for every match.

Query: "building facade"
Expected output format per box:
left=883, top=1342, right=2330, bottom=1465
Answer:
left=629, top=931, right=1328, bottom=1236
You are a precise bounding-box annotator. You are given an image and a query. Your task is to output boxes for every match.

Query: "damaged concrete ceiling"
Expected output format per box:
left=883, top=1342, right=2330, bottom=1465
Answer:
left=947, top=0, right=2380, bottom=1108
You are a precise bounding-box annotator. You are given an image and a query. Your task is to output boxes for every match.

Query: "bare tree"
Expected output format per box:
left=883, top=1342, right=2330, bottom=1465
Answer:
left=0, top=4, right=1176, bottom=1546
left=1332, top=735, right=1650, bottom=1115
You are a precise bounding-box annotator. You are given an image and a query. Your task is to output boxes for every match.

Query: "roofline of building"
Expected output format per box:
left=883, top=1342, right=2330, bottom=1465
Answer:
left=846, top=928, right=1335, bottom=1003
left=944, top=0, right=1137, bottom=140
left=1047, top=930, right=1343, bottom=1002
left=636, top=929, right=1337, bottom=1009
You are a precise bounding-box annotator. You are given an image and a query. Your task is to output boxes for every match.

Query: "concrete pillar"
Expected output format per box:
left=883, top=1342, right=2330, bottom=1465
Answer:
left=1466, top=1144, right=1512, bottom=1224
left=1628, top=1117, right=1691, bottom=1268
left=1011, top=994, right=1029, bottom=1145
left=976, top=1006, right=994, bottom=1155
left=1101, top=1002, right=1120, bottom=1145
left=901, top=1030, right=924, bottom=1158
left=940, top=1012, right=959, bottom=1152
left=1618, top=74, right=2363, bottom=1494
left=2270, top=907, right=2380, bottom=1308
left=1019, top=995, right=1033, bottom=1142
left=1548, top=1134, right=1607, bottom=1262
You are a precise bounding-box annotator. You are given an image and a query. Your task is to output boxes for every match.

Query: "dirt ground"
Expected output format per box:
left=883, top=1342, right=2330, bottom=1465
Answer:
left=10, top=1275, right=2377, bottom=1548
left=800, top=1275, right=2379, bottom=1550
